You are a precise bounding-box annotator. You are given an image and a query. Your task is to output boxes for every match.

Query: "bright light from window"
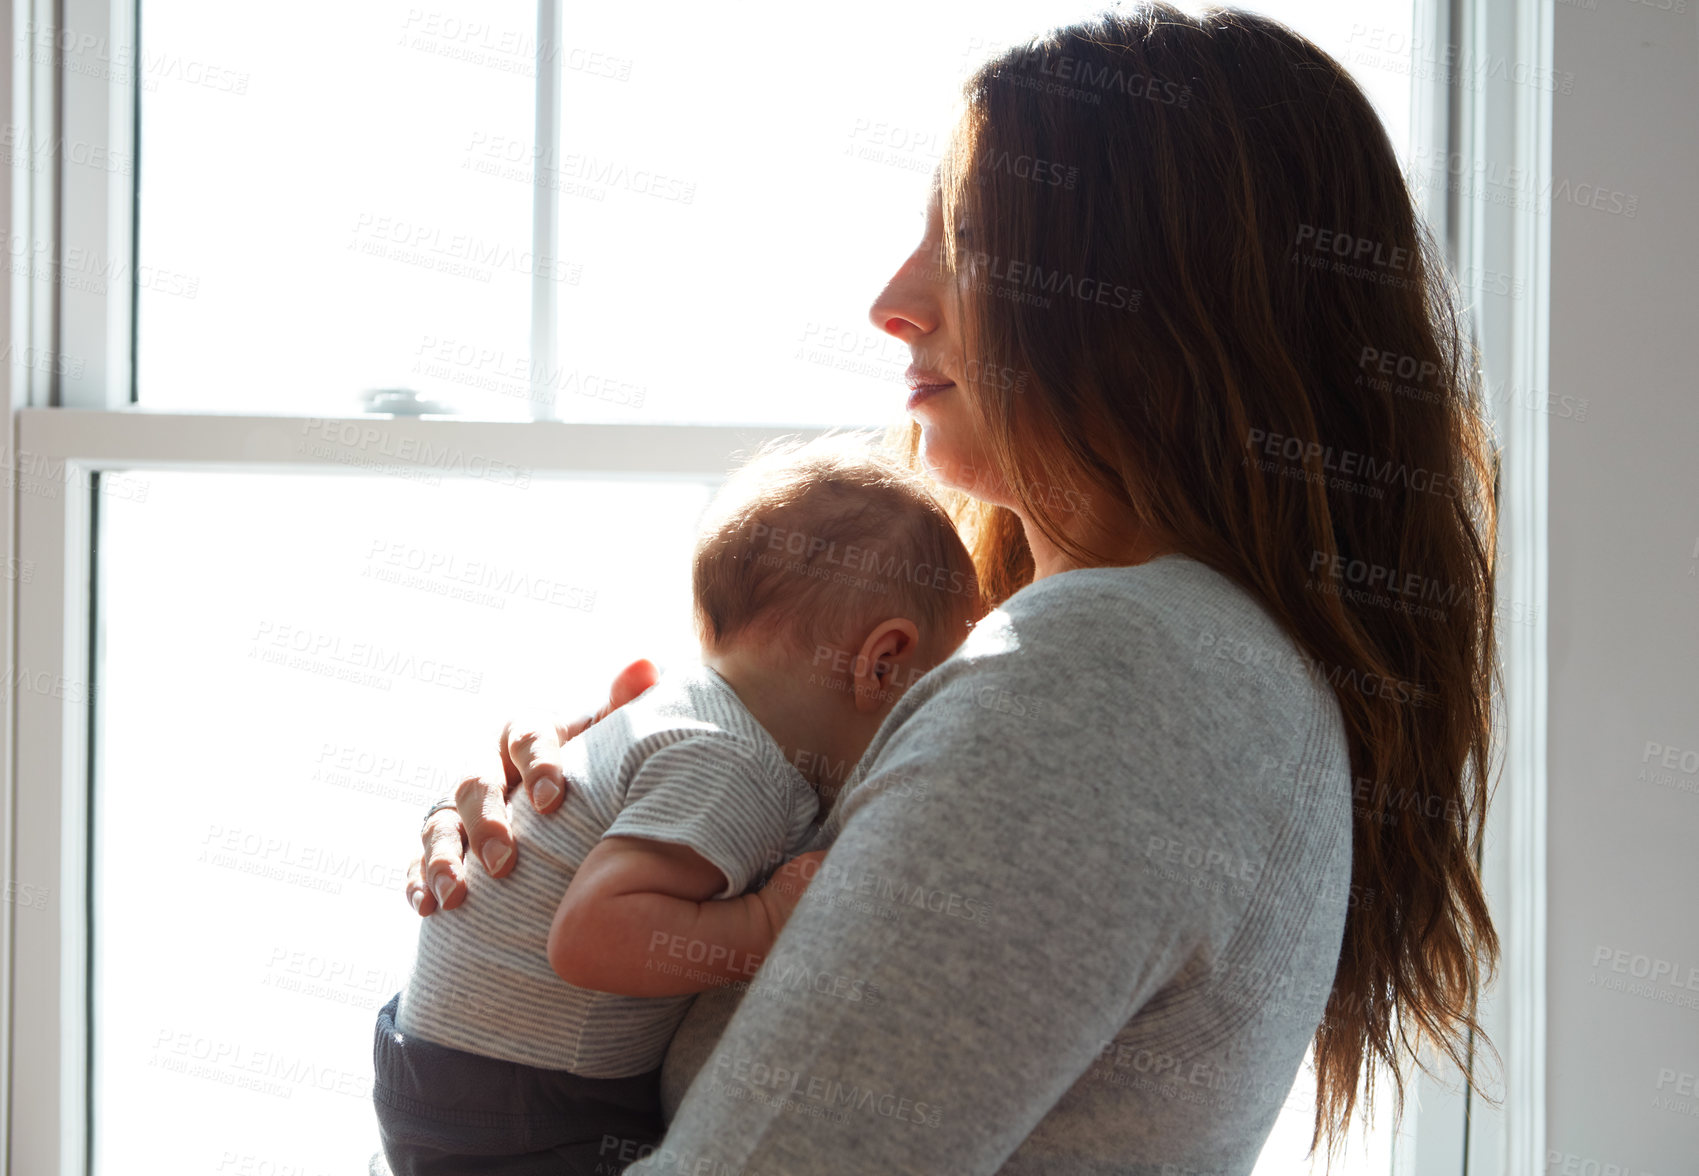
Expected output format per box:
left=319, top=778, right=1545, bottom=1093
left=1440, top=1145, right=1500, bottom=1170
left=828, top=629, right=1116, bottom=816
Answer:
left=94, top=470, right=711, bottom=1173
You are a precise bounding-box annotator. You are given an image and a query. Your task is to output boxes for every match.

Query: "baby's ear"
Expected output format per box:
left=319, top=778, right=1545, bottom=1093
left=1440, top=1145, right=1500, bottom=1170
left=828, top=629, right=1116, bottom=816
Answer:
left=850, top=617, right=922, bottom=713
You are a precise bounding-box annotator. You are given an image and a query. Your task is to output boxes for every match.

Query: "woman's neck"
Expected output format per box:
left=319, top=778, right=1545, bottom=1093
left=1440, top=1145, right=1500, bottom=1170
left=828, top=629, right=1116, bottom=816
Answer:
left=1021, top=511, right=1174, bottom=581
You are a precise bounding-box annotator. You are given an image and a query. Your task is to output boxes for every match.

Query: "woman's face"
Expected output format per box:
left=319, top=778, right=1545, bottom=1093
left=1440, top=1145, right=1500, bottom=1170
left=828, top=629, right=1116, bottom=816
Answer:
left=867, top=188, right=1011, bottom=508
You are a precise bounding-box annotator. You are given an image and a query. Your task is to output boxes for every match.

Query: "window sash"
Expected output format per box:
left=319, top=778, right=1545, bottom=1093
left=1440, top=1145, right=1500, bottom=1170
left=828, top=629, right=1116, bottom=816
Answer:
left=8, top=408, right=815, bottom=1174
left=56, top=0, right=567, bottom=418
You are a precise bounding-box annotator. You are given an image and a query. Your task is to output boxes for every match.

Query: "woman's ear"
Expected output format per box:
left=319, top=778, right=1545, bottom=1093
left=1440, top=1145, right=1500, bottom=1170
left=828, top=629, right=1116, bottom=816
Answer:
left=850, top=617, right=923, bottom=713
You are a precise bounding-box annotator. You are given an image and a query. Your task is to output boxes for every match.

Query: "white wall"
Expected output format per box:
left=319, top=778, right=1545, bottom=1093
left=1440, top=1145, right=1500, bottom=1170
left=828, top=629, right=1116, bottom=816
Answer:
left=1546, top=3, right=1699, bottom=1174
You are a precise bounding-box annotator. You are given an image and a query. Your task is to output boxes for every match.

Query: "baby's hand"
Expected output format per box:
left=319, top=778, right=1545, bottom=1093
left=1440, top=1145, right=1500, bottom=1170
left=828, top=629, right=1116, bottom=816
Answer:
left=756, top=851, right=829, bottom=938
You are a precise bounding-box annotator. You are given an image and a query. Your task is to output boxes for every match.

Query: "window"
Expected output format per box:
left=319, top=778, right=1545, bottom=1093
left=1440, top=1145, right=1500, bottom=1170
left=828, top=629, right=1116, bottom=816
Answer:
left=8, top=0, right=1548, bottom=1172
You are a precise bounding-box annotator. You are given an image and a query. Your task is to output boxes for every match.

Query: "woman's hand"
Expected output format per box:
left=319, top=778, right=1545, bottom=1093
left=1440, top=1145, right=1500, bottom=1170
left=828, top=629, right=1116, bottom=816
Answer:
left=404, top=658, right=660, bottom=916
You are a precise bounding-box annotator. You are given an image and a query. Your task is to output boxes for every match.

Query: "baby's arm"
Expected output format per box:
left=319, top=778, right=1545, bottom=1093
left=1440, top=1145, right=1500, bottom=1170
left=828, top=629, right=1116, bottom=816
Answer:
left=548, top=836, right=822, bottom=997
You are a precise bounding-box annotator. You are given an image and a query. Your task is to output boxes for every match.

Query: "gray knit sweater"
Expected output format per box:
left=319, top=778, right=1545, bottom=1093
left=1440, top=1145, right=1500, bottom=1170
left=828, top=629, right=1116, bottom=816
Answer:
left=628, top=555, right=1354, bottom=1175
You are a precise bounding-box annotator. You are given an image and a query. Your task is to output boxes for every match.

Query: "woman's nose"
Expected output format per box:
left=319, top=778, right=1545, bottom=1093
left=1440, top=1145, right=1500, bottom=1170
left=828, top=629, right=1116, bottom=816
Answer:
left=868, top=243, right=942, bottom=342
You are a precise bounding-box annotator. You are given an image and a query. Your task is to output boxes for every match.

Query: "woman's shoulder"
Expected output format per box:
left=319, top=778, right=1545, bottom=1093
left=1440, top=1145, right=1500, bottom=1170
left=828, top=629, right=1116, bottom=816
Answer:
left=967, top=554, right=1300, bottom=685
left=842, top=550, right=1352, bottom=912
left=867, top=553, right=1349, bottom=824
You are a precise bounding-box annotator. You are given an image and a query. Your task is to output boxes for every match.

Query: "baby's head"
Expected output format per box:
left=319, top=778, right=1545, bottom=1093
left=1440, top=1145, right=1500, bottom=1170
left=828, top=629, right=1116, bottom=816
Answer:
left=693, top=436, right=982, bottom=785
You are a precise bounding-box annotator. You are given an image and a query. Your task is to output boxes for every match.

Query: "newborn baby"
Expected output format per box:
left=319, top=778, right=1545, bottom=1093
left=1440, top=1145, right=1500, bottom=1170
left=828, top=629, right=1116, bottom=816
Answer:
left=372, top=435, right=981, bottom=1175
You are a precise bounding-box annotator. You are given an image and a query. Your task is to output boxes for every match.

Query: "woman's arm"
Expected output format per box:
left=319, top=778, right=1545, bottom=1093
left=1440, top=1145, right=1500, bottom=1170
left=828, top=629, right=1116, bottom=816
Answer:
left=630, top=761, right=1129, bottom=1173
left=405, top=658, right=660, bottom=915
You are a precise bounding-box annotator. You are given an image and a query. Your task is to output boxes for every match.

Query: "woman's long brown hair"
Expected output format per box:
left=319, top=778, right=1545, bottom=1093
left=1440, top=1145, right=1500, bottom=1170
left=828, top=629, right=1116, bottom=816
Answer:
left=900, top=4, right=1501, bottom=1152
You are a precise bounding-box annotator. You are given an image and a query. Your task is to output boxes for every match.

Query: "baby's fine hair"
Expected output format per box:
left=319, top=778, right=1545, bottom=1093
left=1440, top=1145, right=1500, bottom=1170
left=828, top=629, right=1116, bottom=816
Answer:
left=692, top=434, right=981, bottom=656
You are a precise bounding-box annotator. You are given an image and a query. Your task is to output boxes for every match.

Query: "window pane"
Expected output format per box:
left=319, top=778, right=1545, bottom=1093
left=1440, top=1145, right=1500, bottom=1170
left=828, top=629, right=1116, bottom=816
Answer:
left=136, top=0, right=538, bottom=418
left=92, top=470, right=710, bottom=1173
left=135, top=0, right=1413, bottom=428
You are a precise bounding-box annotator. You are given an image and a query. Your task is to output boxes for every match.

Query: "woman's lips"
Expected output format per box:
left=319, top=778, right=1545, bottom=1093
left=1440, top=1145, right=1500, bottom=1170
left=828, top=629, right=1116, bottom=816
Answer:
left=904, top=365, right=955, bottom=412
left=905, top=383, right=953, bottom=411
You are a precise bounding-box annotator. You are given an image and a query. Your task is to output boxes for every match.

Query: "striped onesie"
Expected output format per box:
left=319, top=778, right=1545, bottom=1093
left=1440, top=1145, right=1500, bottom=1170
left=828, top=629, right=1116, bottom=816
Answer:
left=373, top=665, right=820, bottom=1174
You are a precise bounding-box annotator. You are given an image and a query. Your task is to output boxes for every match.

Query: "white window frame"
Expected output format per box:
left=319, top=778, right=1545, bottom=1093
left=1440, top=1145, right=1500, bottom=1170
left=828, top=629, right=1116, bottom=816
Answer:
left=1440, top=0, right=1551, bottom=1172
left=0, top=0, right=1550, bottom=1171
left=1393, top=0, right=1551, bottom=1171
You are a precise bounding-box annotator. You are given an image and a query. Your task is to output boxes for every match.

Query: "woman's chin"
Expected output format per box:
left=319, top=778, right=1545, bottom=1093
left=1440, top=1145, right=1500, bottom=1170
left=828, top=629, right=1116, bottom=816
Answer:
left=915, top=432, right=968, bottom=490
left=917, top=438, right=1008, bottom=506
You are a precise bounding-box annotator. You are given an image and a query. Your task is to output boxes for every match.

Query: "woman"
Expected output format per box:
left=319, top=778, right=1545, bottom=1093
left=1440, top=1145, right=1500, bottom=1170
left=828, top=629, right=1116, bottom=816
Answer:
left=407, top=6, right=1500, bottom=1171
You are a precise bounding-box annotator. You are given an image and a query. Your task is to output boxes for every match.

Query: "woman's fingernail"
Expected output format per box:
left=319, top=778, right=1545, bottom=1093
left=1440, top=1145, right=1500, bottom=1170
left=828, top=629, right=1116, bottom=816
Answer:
left=409, top=890, right=423, bottom=914
left=482, top=842, right=512, bottom=874
left=431, top=875, right=455, bottom=908
left=534, top=779, right=562, bottom=810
